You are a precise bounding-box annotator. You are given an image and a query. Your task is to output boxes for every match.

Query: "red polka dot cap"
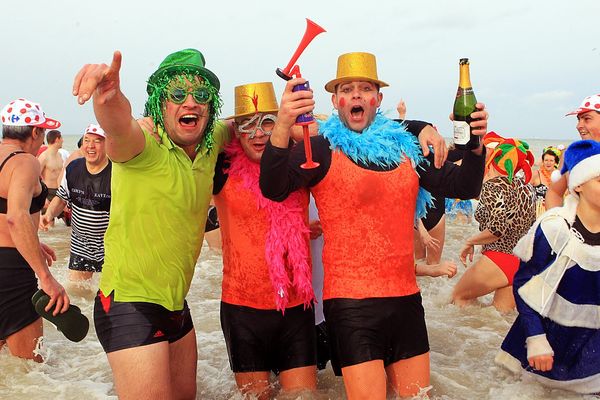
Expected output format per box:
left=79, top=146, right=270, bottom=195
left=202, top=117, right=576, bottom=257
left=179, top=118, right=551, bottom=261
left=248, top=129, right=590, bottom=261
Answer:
left=84, top=123, right=106, bottom=138
left=0, top=98, right=61, bottom=128
left=565, top=94, right=600, bottom=116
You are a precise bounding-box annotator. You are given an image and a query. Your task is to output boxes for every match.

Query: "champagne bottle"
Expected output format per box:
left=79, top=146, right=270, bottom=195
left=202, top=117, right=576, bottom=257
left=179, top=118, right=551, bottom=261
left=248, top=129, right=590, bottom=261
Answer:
left=453, top=58, right=479, bottom=150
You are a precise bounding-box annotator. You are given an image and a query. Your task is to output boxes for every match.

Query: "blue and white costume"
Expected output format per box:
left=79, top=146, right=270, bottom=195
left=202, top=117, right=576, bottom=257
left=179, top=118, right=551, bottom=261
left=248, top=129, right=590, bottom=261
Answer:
left=495, top=193, right=600, bottom=393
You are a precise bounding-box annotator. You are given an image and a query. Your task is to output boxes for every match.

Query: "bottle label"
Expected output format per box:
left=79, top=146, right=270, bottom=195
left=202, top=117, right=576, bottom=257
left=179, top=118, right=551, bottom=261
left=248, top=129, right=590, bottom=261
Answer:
left=453, top=121, right=470, bottom=144
left=456, top=87, right=474, bottom=98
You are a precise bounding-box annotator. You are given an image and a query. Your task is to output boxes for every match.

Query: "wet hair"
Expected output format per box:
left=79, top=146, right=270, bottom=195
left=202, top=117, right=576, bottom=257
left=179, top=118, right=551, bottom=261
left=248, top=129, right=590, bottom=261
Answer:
left=46, top=130, right=62, bottom=144
left=2, top=125, right=35, bottom=141
left=77, top=136, right=84, bottom=148
left=542, top=149, right=560, bottom=165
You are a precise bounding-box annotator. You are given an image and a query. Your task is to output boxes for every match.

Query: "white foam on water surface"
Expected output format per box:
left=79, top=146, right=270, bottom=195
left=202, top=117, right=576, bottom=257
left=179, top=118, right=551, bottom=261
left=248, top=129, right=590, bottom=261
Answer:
left=4, top=163, right=589, bottom=399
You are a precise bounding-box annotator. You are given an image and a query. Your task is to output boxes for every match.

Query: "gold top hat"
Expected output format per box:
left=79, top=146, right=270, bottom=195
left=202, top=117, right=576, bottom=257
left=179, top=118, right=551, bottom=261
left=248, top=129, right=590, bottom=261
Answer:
left=226, top=82, right=279, bottom=119
left=324, top=52, right=389, bottom=93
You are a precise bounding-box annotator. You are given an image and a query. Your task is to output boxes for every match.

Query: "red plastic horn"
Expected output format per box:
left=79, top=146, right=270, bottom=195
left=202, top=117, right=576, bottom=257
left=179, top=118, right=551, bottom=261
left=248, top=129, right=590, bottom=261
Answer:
left=276, top=19, right=326, bottom=80
left=276, top=18, right=325, bottom=169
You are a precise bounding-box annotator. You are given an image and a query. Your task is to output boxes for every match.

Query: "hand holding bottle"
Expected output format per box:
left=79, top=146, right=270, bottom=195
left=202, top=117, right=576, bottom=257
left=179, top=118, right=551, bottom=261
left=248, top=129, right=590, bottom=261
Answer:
left=452, top=58, right=487, bottom=150
left=450, top=102, right=488, bottom=136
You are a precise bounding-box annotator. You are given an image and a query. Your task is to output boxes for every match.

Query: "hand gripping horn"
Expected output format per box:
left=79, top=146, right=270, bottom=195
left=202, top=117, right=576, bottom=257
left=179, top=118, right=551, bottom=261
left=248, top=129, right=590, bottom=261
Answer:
left=276, top=18, right=326, bottom=169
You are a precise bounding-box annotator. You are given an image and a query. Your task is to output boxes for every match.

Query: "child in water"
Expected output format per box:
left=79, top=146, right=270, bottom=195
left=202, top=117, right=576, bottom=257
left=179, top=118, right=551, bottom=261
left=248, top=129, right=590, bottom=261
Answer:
left=495, top=140, right=600, bottom=394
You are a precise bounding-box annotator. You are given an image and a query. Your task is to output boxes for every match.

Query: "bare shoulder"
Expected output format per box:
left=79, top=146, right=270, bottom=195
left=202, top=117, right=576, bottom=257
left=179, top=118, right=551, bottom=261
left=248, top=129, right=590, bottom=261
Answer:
left=10, top=152, right=41, bottom=177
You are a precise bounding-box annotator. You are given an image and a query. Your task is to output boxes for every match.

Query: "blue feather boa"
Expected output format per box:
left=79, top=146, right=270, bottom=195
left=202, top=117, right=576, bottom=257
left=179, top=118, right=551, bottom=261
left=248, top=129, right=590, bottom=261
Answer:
left=318, top=113, right=433, bottom=221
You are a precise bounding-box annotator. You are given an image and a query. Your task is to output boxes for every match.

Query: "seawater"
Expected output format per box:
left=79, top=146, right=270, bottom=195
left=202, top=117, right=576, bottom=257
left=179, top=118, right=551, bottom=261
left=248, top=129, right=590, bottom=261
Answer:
left=1, top=136, right=588, bottom=400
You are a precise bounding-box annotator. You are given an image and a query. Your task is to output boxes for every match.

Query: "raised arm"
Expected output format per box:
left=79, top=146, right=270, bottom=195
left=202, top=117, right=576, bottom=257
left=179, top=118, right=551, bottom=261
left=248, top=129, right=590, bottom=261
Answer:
left=260, top=78, right=327, bottom=201
left=545, top=174, right=567, bottom=209
left=269, top=78, right=315, bottom=149
left=419, top=143, right=486, bottom=200
left=73, top=51, right=144, bottom=162
left=417, top=102, right=488, bottom=168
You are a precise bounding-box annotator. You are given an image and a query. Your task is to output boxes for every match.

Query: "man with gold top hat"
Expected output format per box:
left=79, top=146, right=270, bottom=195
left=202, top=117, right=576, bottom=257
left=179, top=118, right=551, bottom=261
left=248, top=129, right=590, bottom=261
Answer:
left=260, top=51, right=489, bottom=398
left=213, top=81, right=317, bottom=399
left=72, top=49, right=231, bottom=399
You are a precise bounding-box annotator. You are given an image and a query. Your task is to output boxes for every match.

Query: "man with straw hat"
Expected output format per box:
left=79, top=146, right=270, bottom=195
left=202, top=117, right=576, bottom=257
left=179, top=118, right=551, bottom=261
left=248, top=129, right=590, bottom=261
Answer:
left=260, top=51, right=489, bottom=398
left=214, top=81, right=317, bottom=398
left=72, top=49, right=230, bottom=399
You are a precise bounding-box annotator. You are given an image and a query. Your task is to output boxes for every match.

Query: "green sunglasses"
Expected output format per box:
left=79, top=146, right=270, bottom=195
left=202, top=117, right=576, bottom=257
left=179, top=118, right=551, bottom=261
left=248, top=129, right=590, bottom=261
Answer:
left=167, top=86, right=212, bottom=105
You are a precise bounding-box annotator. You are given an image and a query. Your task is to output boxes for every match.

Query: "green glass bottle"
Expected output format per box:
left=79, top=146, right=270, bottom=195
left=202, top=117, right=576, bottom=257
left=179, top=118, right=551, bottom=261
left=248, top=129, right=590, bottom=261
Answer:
left=452, top=58, right=479, bottom=150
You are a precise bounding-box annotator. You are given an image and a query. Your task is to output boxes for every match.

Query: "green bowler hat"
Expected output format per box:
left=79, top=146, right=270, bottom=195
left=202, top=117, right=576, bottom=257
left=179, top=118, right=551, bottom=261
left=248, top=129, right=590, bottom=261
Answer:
left=147, top=48, right=220, bottom=94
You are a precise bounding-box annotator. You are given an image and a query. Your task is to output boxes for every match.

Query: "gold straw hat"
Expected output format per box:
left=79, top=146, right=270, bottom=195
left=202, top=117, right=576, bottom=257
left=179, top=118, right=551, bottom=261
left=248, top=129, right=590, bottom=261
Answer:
left=324, top=52, right=389, bottom=93
left=226, top=82, right=279, bottom=119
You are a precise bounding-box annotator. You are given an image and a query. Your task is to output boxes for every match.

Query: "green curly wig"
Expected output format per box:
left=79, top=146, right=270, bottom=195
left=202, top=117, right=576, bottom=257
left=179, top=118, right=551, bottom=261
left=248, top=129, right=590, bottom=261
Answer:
left=144, top=69, right=222, bottom=153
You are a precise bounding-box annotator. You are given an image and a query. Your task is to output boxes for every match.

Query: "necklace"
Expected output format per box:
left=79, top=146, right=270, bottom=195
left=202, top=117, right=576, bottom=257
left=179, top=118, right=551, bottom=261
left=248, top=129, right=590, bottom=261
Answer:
left=540, top=167, right=553, bottom=185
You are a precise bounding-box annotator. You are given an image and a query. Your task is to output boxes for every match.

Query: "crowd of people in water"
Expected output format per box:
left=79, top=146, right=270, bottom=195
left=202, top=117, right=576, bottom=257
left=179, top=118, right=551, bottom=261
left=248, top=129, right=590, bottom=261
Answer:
left=0, top=47, right=599, bottom=400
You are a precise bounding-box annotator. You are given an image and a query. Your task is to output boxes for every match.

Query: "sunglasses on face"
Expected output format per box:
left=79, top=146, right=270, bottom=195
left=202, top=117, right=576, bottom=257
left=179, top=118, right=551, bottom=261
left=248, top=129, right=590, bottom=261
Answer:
left=236, top=114, right=277, bottom=139
left=167, top=86, right=212, bottom=105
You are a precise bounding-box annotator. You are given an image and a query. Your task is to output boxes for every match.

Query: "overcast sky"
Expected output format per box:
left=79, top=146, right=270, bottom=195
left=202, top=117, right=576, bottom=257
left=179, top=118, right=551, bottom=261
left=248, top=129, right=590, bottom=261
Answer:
left=2, top=0, right=599, bottom=140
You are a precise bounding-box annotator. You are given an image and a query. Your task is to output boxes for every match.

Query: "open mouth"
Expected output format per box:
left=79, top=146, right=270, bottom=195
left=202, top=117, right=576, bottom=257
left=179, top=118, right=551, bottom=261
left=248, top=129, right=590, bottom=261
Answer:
left=252, top=143, right=266, bottom=151
left=179, top=114, right=198, bottom=127
left=350, top=106, right=364, bottom=121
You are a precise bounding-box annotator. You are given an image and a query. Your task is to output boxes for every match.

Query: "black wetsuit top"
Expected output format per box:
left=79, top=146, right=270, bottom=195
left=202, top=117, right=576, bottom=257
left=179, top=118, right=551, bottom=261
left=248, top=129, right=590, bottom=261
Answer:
left=573, top=216, right=600, bottom=246
left=259, top=120, right=485, bottom=203
left=0, top=151, right=48, bottom=214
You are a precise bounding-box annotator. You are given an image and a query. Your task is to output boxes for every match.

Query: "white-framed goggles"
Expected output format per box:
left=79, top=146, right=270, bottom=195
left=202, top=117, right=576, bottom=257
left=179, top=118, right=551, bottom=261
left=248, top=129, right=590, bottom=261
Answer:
left=235, top=113, right=277, bottom=139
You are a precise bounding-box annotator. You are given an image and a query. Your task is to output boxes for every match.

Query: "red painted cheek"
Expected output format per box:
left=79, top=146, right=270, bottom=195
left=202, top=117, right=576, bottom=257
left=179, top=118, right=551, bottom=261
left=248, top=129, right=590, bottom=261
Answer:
left=370, top=98, right=376, bottom=106
left=339, top=98, right=346, bottom=107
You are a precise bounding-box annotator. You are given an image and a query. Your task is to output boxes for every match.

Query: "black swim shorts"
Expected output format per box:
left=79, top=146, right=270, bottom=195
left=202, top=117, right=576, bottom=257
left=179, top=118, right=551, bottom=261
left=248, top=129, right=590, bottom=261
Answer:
left=315, top=321, right=331, bottom=370
left=0, top=248, right=40, bottom=340
left=324, top=293, right=430, bottom=376
left=46, top=188, right=58, bottom=202
left=220, top=301, right=316, bottom=374
left=44, top=188, right=64, bottom=218
left=68, top=253, right=103, bottom=273
left=94, top=290, right=193, bottom=353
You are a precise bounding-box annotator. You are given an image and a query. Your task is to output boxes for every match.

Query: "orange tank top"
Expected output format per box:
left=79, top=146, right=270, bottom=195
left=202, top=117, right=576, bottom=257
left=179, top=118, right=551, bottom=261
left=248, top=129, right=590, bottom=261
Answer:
left=215, top=175, right=305, bottom=309
left=311, top=151, right=420, bottom=300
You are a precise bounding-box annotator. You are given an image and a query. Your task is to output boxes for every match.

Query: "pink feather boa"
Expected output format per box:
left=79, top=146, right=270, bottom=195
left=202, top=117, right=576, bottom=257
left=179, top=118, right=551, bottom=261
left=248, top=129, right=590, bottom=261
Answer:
left=224, top=139, right=314, bottom=312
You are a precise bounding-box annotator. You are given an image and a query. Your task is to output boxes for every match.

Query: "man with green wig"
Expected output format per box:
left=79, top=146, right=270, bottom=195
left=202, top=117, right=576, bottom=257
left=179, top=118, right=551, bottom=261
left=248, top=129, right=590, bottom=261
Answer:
left=73, top=49, right=229, bottom=399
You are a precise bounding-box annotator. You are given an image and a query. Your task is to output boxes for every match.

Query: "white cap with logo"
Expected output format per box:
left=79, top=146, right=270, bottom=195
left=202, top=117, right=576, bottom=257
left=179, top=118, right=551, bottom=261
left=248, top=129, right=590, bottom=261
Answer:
left=1, top=98, right=61, bottom=128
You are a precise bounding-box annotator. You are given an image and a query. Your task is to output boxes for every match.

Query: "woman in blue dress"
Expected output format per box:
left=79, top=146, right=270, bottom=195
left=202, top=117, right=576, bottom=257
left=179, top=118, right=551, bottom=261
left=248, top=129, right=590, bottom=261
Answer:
left=496, top=140, right=600, bottom=394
